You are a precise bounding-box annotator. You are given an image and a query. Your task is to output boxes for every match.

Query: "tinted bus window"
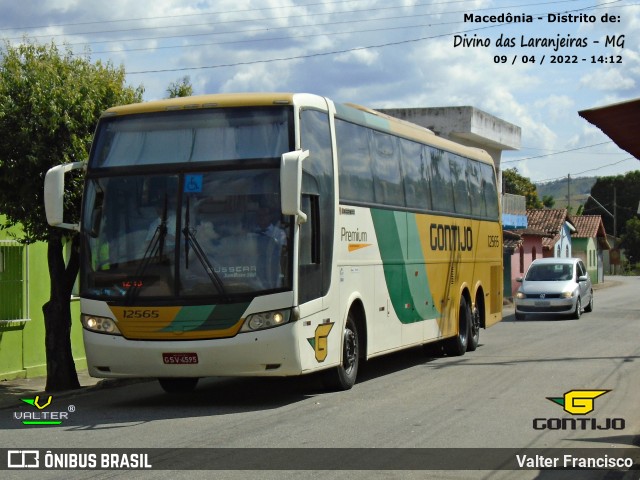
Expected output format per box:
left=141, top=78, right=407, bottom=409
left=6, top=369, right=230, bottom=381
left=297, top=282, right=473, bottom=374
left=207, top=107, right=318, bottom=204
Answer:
left=372, top=130, right=404, bottom=207
left=400, top=139, right=432, bottom=211
left=336, top=120, right=374, bottom=203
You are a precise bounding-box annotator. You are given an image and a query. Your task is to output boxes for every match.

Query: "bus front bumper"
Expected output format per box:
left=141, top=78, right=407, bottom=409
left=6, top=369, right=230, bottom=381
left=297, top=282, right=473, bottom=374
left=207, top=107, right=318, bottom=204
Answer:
left=83, top=324, right=302, bottom=379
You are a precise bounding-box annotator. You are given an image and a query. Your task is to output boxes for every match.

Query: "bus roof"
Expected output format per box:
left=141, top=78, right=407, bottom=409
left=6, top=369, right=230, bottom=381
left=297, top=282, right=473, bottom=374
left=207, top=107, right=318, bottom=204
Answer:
left=101, top=92, right=298, bottom=117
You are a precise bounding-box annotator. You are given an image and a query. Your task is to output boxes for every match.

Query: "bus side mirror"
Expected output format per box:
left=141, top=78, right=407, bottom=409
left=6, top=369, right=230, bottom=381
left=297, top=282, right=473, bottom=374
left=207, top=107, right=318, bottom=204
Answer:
left=280, top=150, right=309, bottom=224
left=44, top=161, right=85, bottom=231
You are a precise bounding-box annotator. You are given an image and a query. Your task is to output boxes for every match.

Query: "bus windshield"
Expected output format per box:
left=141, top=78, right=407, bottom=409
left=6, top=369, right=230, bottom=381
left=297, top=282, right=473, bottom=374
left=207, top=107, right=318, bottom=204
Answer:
left=82, top=169, right=291, bottom=301
left=82, top=106, right=294, bottom=302
left=90, top=107, right=291, bottom=168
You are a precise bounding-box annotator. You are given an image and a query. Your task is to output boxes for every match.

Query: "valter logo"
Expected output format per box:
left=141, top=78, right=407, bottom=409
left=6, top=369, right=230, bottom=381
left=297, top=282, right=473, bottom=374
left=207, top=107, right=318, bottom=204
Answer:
left=13, top=396, right=75, bottom=426
left=534, top=389, right=625, bottom=431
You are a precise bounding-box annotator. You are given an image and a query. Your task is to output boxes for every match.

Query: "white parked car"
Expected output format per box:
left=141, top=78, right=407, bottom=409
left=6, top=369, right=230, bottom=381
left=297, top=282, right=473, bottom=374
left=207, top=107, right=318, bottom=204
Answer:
left=514, top=258, right=593, bottom=320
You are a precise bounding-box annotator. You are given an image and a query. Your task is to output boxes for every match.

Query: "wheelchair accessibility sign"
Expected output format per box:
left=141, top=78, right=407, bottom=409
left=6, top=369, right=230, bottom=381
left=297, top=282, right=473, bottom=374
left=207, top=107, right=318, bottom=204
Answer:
left=184, top=174, right=203, bottom=193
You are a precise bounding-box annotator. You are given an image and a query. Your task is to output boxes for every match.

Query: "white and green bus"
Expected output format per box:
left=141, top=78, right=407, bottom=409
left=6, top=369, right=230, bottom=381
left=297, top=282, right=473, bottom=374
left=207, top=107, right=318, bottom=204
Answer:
left=45, top=93, right=503, bottom=392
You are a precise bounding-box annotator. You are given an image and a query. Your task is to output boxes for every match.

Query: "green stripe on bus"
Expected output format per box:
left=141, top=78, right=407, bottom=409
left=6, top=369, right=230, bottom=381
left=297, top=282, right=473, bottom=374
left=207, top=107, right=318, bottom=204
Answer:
left=371, top=209, right=436, bottom=324
left=161, top=303, right=248, bottom=332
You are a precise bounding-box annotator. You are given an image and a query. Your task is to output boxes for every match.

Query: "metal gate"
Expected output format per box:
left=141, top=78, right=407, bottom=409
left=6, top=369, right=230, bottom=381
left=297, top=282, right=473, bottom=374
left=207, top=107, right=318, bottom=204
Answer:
left=0, top=240, right=29, bottom=322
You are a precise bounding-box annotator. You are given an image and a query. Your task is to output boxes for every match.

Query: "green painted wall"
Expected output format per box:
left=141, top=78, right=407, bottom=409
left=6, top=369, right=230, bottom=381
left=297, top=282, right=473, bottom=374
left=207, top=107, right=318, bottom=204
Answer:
left=0, top=217, right=85, bottom=380
left=572, top=237, right=598, bottom=284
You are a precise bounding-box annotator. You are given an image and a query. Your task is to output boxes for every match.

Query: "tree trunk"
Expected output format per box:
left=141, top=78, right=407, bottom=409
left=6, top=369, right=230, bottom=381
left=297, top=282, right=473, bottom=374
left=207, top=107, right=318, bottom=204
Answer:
left=43, top=231, right=81, bottom=391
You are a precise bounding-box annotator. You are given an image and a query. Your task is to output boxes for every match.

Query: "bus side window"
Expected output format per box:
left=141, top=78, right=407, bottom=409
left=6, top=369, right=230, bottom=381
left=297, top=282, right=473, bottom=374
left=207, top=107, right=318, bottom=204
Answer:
left=299, top=194, right=320, bottom=266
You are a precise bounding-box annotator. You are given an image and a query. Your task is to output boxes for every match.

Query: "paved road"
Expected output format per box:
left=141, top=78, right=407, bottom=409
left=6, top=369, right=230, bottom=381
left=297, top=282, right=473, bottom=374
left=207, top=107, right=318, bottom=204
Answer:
left=1, top=276, right=639, bottom=480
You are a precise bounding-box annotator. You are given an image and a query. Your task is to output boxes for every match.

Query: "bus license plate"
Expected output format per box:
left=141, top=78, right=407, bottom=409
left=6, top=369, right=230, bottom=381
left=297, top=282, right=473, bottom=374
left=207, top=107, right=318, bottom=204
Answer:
left=163, top=353, right=198, bottom=365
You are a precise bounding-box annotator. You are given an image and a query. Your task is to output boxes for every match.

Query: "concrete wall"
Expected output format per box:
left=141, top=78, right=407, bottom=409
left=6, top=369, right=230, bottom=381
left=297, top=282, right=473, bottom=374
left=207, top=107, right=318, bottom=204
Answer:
left=377, top=106, right=521, bottom=192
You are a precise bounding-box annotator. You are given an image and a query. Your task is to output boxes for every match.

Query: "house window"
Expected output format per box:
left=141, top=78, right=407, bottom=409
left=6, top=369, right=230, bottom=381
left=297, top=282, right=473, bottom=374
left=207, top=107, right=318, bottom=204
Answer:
left=0, top=241, right=28, bottom=322
left=565, top=245, right=569, bottom=258
left=557, top=245, right=561, bottom=257
left=532, top=246, right=537, bottom=261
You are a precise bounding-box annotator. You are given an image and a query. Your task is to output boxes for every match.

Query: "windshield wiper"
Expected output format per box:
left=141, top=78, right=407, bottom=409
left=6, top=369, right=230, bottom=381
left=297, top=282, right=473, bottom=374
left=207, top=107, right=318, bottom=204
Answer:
left=125, top=196, right=169, bottom=304
left=182, top=197, right=228, bottom=300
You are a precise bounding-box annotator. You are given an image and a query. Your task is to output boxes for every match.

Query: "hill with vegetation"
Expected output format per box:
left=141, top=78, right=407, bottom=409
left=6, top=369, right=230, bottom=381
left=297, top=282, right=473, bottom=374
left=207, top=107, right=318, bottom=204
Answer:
left=535, top=177, right=597, bottom=209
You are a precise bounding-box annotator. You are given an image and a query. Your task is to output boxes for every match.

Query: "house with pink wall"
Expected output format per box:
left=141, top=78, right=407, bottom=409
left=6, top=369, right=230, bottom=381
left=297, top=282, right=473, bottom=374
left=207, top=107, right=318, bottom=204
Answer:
left=508, top=230, right=549, bottom=299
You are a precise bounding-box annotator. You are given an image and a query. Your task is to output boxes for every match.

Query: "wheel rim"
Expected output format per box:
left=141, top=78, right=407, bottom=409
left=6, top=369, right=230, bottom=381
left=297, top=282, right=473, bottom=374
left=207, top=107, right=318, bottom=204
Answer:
left=459, top=302, right=469, bottom=345
left=471, top=307, right=480, bottom=338
left=343, top=327, right=358, bottom=374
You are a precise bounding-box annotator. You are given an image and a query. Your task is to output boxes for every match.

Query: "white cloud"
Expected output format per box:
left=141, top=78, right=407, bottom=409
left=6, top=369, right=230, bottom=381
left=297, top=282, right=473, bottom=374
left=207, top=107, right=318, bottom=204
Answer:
left=0, top=0, right=637, bottom=182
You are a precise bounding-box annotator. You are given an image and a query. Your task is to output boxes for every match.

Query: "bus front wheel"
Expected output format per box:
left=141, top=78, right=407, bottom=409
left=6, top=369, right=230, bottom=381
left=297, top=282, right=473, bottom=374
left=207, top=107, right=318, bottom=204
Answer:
left=158, top=377, right=199, bottom=393
left=323, top=313, right=359, bottom=391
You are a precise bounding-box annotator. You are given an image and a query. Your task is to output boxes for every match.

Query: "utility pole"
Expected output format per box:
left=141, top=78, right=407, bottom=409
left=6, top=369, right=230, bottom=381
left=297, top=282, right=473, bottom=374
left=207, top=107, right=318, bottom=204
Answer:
left=567, top=174, right=571, bottom=212
left=613, top=186, right=617, bottom=243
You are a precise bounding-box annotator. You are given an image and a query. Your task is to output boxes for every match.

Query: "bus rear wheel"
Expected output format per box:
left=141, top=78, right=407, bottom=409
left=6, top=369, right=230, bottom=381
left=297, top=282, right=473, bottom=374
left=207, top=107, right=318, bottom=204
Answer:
left=444, top=296, right=470, bottom=356
left=467, top=304, right=480, bottom=352
left=158, top=377, right=199, bottom=393
left=323, top=313, right=359, bottom=391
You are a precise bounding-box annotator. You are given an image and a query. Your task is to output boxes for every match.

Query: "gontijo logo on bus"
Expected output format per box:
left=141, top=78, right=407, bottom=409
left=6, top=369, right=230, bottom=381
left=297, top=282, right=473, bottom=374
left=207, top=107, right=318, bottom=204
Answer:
left=429, top=223, right=473, bottom=251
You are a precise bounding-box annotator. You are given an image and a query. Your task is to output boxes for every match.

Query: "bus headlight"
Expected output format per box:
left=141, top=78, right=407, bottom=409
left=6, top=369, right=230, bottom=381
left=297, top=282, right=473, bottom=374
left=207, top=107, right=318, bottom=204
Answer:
left=241, top=309, right=291, bottom=332
left=81, top=314, right=122, bottom=335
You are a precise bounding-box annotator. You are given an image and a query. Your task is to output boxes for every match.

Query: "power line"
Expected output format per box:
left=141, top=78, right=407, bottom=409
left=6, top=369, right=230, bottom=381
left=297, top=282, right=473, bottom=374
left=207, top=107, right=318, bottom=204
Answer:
left=124, top=0, right=624, bottom=74
left=3, top=0, right=584, bottom=45
left=126, top=22, right=509, bottom=74
left=89, top=21, right=449, bottom=56
left=503, top=142, right=614, bottom=164
left=1, top=1, right=484, bottom=41
left=536, top=157, right=638, bottom=183
left=1, top=0, right=575, bottom=34
left=0, top=0, right=363, bottom=31
left=89, top=0, right=632, bottom=74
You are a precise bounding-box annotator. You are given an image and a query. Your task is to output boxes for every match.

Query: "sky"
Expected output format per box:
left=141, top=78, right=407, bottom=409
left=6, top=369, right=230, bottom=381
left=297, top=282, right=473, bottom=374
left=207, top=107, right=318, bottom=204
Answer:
left=1, top=0, right=639, bottom=183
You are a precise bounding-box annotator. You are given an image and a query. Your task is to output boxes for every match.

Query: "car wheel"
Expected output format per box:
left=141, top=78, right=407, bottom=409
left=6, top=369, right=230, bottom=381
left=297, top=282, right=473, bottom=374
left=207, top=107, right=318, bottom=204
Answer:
left=323, top=313, right=359, bottom=391
left=444, top=296, right=470, bottom=356
left=584, top=292, right=594, bottom=312
left=158, top=377, right=199, bottom=393
left=573, top=297, right=582, bottom=320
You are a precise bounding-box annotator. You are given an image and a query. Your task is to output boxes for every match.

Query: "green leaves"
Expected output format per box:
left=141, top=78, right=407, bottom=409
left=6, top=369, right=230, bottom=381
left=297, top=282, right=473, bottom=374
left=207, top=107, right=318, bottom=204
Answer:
left=0, top=40, right=144, bottom=243
left=502, top=167, right=543, bottom=209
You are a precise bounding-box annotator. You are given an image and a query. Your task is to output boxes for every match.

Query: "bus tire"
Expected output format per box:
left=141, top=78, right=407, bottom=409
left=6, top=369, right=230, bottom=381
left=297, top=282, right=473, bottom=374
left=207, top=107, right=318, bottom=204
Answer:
left=467, top=304, right=480, bottom=352
left=323, top=313, right=359, bottom=391
left=158, top=377, right=199, bottom=393
left=444, top=296, right=470, bottom=356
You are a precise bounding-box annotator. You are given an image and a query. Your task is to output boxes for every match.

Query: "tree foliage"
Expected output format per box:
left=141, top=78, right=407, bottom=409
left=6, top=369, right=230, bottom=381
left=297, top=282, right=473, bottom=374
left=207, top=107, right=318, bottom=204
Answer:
left=167, top=75, right=193, bottom=98
left=620, top=217, right=640, bottom=265
left=0, top=40, right=143, bottom=390
left=542, top=195, right=555, bottom=208
left=584, top=170, right=640, bottom=239
left=502, top=167, right=543, bottom=209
